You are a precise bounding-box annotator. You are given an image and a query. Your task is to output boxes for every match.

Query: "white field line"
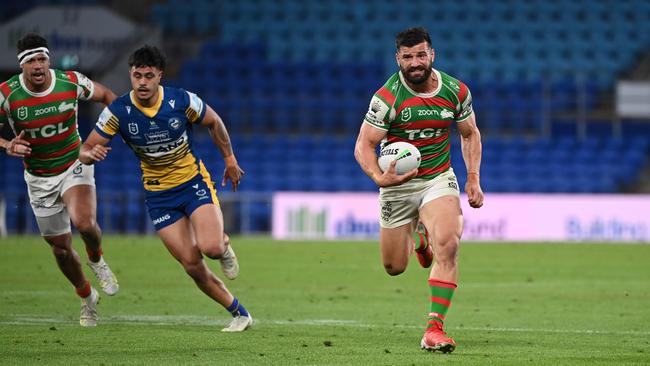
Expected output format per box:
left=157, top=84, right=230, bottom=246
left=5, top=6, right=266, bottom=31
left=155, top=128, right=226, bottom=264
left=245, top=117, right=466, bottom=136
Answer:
left=1, top=314, right=649, bottom=336
left=2, top=278, right=642, bottom=294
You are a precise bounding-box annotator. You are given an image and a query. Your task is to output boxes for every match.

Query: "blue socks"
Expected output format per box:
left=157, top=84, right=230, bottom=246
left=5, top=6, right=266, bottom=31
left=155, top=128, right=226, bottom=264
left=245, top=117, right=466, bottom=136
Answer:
left=226, top=297, right=249, bottom=317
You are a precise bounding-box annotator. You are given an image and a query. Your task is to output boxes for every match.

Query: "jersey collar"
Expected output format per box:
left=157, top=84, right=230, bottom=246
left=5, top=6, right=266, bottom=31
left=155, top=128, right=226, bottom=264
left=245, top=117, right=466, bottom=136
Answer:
left=398, top=68, right=442, bottom=97
left=19, top=69, right=56, bottom=97
left=130, top=86, right=164, bottom=118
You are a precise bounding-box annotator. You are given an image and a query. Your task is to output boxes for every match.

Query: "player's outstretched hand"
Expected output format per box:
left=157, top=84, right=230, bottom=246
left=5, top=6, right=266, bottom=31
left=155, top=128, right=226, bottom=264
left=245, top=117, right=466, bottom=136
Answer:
left=5, top=131, right=31, bottom=157
left=465, top=173, right=484, bottom=208
left=376, top=160, right=418, bottom=187
left=222, top=156, right=244, bottom=191
left=88, top=145, right=111, bottom=163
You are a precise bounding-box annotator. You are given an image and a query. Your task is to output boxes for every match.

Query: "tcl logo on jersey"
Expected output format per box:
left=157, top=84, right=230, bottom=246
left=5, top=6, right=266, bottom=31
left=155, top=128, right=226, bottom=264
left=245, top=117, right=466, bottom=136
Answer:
left=405, top=128, right=446, bottom=140
left=23, top=122, right=69, bottom=138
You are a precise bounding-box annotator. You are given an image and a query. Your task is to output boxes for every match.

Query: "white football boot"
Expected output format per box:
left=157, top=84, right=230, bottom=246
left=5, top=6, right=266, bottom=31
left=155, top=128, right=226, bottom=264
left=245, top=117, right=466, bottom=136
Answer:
left=88, top=257, right=119, bottom=295
left=79, top=287, right=100, bottom=327
left=219, top=245, right=239, bottom=280
left=221, top=314, right=253, bottom=332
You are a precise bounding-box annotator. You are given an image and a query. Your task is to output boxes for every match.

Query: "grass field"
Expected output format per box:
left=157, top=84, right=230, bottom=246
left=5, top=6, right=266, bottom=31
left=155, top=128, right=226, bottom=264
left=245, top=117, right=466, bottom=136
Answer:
left=0, top=235, right=649, bottom=365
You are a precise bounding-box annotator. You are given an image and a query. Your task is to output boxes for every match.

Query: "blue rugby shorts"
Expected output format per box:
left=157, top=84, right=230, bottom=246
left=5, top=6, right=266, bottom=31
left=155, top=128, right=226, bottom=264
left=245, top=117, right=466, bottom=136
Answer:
left=145, top=173, right=219, bottom=231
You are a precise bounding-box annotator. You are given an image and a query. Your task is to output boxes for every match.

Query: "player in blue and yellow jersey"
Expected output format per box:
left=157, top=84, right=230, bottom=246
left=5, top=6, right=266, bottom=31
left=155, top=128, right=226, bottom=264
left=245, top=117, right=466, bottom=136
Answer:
left=79, top=45, right=252, bottom=332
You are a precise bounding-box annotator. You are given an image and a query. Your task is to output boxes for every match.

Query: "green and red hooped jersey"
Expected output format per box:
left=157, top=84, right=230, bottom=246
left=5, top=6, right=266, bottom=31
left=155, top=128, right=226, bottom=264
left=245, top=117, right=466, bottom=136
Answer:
left=0, top=69, right=94, bottom=176
left=364, top=69, right=474, bottom=180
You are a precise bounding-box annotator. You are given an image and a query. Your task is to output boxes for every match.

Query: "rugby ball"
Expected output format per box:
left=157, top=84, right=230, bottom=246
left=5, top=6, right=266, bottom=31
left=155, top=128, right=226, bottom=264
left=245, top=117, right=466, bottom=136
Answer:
left=378, top=141, right=421, bottom=174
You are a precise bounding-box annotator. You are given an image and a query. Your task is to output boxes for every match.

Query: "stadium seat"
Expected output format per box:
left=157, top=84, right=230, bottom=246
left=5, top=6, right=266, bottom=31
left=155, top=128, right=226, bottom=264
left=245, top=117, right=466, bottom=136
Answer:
left=7, top=0, right=650, bottom=235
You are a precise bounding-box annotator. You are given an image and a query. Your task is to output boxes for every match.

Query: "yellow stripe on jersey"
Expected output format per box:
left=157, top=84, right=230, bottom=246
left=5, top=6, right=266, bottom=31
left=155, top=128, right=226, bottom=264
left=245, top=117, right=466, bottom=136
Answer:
left=105, top=115, right=120, bottom=135
left=140, top=149, right=201, bottom=191
left=96, top=107, right=120, bottom=136
left=185, top=106, right=200, bottom=123
left=130, top=86, right=164, bottom=118
left=140, top=143, right=191, bottom=166
left=198, top=160, right=220, bottom=207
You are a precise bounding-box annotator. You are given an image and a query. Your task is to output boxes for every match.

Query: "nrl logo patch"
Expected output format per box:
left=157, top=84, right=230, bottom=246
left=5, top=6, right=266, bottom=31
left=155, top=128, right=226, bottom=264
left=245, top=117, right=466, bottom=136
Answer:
left=128, top=122, right=139, bottom=135
left=17, top=106, right=28, bottom=120
left=400, top=107, right=411, bottom=121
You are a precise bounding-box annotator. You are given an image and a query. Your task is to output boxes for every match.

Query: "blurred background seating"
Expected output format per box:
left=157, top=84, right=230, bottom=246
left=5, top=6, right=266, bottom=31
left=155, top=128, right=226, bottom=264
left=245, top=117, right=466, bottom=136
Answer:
left=2, top=0, right=650, bottom=234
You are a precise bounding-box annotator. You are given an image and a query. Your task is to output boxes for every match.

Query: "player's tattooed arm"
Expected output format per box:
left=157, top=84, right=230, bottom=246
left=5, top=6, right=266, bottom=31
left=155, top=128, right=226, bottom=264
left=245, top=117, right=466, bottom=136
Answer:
left=202, top=105, right=233, bottom=158
left=202, top=104, right=244, bottom=191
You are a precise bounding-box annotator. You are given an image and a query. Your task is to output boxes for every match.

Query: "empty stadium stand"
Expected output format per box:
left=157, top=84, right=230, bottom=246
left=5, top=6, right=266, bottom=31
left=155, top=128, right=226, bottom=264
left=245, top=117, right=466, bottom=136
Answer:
left=2, top=0, right=650, bottom=233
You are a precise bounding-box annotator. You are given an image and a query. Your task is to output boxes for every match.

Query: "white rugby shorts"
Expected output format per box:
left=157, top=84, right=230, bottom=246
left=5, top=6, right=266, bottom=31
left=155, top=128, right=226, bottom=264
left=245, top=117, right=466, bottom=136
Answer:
left=378, top=168, right=460, bottom=228
left=24, top=160, right=95, bottom=235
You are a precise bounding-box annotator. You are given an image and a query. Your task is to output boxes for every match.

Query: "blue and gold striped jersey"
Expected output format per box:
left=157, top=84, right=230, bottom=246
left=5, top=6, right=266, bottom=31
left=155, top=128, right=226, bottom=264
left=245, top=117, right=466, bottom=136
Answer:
left=95, top=86, right=209, bottom=191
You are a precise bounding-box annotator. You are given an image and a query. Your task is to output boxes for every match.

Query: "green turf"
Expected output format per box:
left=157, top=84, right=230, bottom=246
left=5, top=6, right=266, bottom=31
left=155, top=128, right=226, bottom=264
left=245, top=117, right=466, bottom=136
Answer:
left=0, top=235, right=649, bottom=365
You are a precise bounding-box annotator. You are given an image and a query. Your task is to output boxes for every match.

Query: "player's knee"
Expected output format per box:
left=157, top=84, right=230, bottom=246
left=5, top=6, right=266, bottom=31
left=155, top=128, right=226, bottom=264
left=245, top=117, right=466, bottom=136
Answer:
left=201, top=244, right=226, bottom=259
left=72, top=216, right=97, bottom=235
left=50, top=244, right=72, bottom=261
left=384, top=263, right=405, bottom=276
left=51, top=245, right=67, bottom=257
left=44, top=235, right=72, bottom=257
left=198, top=235, right=228, bottom=259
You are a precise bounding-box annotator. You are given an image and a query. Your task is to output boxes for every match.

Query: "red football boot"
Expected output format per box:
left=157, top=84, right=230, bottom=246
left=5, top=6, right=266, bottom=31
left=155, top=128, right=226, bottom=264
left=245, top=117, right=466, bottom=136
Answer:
left=420, top=322, right=456, bottom=353
left=414, top=223, right=433, bottom=268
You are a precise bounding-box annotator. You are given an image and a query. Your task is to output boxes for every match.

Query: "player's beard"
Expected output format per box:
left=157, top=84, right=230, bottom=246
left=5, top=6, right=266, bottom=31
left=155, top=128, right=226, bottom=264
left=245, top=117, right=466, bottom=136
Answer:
left=401, top=61, right=433, bottom=85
